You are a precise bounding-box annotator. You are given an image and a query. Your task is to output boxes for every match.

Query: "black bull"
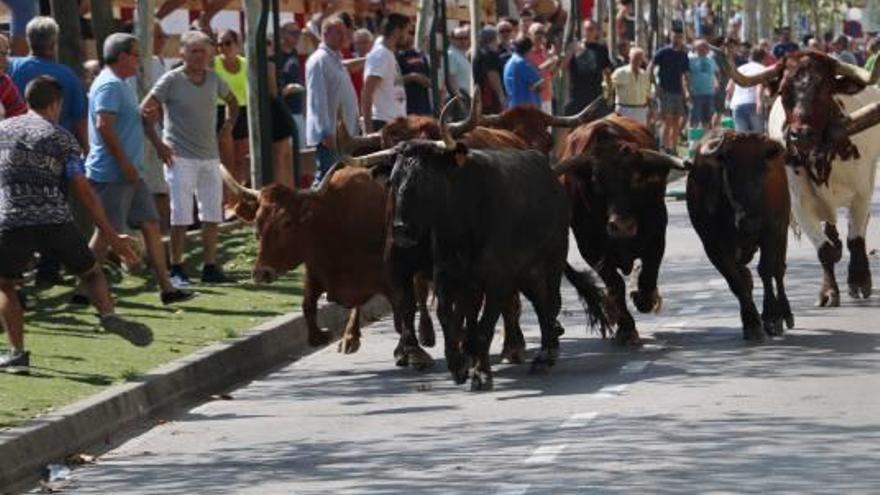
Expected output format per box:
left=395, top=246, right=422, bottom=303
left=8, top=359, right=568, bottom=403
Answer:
left=386, top=141, right=607, bottom=390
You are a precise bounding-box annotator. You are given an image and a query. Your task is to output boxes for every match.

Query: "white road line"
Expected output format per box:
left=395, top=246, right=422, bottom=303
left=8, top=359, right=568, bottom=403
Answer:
left=691, top=292, right=712, bottom=300
left=677, top=305, right=703, bottom=315
left=620, top=361, right=649, bottom=375
left=495, top=483, right=531, bottom=495
left=524, top=444, right=568, bottom=464
left=560, top=411, right=599, bottom=428
left=709, top=278, right=726, bottom=288
left=594, top=384, right=628, bottom=398
left=662, top=320, right=689, bottom=328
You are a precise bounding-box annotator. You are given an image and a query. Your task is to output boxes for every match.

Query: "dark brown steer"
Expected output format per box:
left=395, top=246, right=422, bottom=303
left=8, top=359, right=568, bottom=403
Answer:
left=555, top=115, right=685, bottom=345
left=686, top=130, right=794, bottom=341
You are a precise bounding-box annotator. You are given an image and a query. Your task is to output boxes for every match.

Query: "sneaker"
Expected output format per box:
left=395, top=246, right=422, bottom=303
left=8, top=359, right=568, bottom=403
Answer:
left=201, top=264, right=230, bottom=284
left=0, top=350, right=30, bottom=375
left=169, top=265, right=191, bottom=289
left=100, top=314, right=153, bottom=347
left=161, top=289, right=196, bottom=305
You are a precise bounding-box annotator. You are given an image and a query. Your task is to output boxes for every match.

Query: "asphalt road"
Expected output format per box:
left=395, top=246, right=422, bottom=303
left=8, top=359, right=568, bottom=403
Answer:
left=61, top=182, right=880, bottom=495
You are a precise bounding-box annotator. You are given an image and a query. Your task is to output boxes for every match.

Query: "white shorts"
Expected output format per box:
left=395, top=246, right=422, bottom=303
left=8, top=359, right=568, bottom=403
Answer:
left=165, top=156, right=223, bottom=226
left=616, top=105, right=649, bottom=125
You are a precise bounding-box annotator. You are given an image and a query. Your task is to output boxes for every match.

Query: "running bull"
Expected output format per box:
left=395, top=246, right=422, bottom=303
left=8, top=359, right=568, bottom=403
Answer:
left=685, top=130, right=794, bottom=341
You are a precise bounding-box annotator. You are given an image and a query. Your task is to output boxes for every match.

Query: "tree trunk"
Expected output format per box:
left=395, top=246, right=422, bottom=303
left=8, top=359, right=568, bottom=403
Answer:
left=469, top=0, right=480, bottom=63
left=634, top=0, right=642, bottom=48
left=135, top=0, right=156, bottom=100
left=50, top=0, right=84, bottom=77
left=242, top=0, right=270, bottom=187
left=607, top=0, right=616, bottom=56
left=91, top=0, right=115, bottom=64
left=415, top=0, right=432, bottom=53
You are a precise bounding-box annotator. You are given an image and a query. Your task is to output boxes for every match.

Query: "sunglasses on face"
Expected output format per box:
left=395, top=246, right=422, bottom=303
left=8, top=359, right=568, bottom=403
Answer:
left=220, top=40, right=235, bottom=47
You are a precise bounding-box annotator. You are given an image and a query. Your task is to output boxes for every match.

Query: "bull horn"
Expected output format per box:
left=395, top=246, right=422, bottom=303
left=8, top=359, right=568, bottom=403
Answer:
left=448, top=85, right=482, bottom=137
left=313, top=162, right=339, bottom=194
left=335, top=106, right=382, bottom=155
left=833, top=58, right=880, bottom=86
left=846, top=101, right=880, bottom=137
left=640, top=149, right=691, bottom=171
left=339, top=148, right=398, bottom=168
left=437, top=96, right=458, bottom=150
left=548, top=95, right=604, bottom=128
left=711, top=44, right=781, bottom=87
left=219, top=164, right=259, bottom=199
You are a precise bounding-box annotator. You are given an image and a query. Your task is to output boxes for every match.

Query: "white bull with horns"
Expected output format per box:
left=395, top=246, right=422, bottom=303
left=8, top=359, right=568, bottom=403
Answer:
left=715, top=47, right=880, bottom=307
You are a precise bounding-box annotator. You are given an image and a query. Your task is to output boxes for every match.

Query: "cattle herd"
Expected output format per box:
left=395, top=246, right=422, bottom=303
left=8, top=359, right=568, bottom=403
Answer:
left=221, top=47, right=880, bottom=391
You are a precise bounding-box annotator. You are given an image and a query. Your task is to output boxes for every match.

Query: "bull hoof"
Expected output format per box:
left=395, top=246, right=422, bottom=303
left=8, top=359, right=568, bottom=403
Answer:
left=848, top=283, right=872, bottom=300
left=451, top=369, right=469, bottom=385
left=529, top=349, right=558, bottom=373
left=763, top=318, right=784, bottom=337
left=816, top=289, right=840, bottom=307
left=501, top=343, right=527, bottom=364
left=337, top=335, right=361, bottom=354
left=631, top=289, right=662, bottom=314
left=743, top=324, right=766, bottom=342
left=393, top=344, right=409, bottom=367
left=308, top=330, right=334, bottom=347
left=553, top=320, right=565, bottom=337
left=407, top=346, right=435, bottom=371
left=784, top=313, right=795, bottom=330
left=418, top=315, right=436, bottom=347
left=469, top=369, right=494, bottom=391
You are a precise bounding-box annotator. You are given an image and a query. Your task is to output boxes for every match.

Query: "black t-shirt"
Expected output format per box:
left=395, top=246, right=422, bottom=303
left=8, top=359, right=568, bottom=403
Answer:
left=473, top=47, right=505, bottom=114
left=396, top=49, right=432, bottom=116
left=567, top=42, right=612, bottom=113
left=280, top=49, right=303, bottom=114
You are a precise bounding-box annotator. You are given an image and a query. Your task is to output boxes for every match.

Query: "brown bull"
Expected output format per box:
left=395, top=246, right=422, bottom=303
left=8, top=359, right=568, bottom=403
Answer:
left=224, top=167, right=435, bottom=367
left=686, top=131, right=793, bottom=341
left=555, top=115, right=684, bottom=345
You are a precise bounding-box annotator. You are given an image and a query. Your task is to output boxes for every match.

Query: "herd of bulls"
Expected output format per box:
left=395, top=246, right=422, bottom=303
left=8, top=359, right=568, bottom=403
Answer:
left=221, top=47, right=880, bottom=391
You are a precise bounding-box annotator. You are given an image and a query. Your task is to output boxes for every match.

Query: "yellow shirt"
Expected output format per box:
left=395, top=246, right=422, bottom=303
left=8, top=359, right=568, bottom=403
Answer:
left=214, top=55, right=248, bottom=106
left=611, top=64, right=651, bottom=106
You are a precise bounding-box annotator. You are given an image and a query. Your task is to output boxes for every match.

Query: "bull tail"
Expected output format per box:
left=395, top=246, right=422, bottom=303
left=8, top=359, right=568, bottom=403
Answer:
left=563, top=262, right=611, bottom=337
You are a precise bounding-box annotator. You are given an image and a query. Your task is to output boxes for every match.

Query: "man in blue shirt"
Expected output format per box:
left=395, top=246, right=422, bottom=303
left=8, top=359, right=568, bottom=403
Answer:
left=648, top=29, right=690, bottom=153
left=8, top=16, right=87, bottom=150
left=688, top=39, right=719, bottom=129
left=75, top=33, right=193, bottom=306
left=771, top=26, right=799, bottom=60
left=503, top=36, right=543, bottom=108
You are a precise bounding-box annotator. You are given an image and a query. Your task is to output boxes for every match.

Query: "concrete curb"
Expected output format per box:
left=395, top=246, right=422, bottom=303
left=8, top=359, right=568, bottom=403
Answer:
left=0, top=296, right=390, bottom=493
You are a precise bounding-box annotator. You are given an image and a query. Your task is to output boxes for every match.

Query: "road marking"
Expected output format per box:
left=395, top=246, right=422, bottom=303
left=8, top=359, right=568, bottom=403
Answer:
left=560, top=411, right=599, bottom=428
left=677, top=305, right=703, bottom=315
left=524, top=444, right=567, bottom=464
left=662, top=320, right=689, bottom=328
left=594, top=384, right=627, bottom=398
left=709, top=278, right=726, bottom=288
left=691, top=292, right=712, bottom=300
left=620, top=361, right=649, bottom=374
left=495, top=483, right=531, bottom=495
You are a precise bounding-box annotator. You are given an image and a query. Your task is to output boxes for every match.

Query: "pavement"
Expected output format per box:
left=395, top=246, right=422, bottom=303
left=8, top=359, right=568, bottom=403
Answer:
left=53, top=181, right=880, bottom=495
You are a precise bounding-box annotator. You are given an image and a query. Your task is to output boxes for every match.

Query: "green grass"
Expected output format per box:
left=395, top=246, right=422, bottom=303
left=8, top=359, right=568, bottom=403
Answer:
left=0, top=226, right=303, bottom=429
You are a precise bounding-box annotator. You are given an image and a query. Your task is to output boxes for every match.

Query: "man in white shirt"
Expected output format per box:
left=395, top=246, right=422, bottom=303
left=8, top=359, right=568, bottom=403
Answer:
left=361, top=13, right=409, bottom=133
left=611, top=47, right=651, bottom=125
left=447, top=26, right=473, bottom=99
left=725, top=47, right=766, bottom=132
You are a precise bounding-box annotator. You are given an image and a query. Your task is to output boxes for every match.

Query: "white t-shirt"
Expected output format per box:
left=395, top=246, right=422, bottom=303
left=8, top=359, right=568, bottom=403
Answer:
left=364, top=41, right=407, bottom=122
left=730, top=61, right=765, bottom=107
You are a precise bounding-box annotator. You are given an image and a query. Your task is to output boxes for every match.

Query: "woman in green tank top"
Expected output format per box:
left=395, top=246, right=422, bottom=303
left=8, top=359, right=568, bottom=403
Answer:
left=215, top=29, right=250, bottom=188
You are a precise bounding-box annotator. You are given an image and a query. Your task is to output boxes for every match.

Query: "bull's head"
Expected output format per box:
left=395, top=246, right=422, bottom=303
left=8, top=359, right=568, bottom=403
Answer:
left=555, top=139, right=687, bottom=240
left=692, top=131, right=787, bottom=233
left=337, top=87, right=483, bottom=155
left=476, top=95, right=607, bottom=153
left=339, top=98, right=467, bottom=249
left=714, top=47, right=880, bottom=184
left=220, top=164, right=337, bottom=284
